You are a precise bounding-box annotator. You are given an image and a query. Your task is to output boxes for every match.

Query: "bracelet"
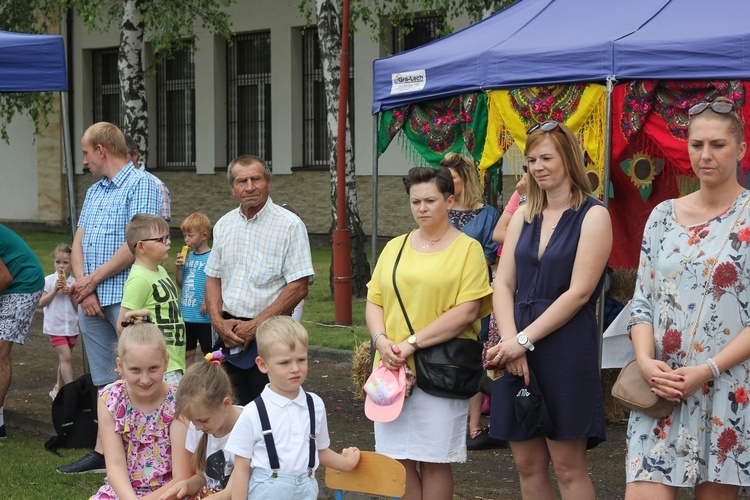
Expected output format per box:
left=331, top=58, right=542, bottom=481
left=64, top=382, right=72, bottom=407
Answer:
left=371, top=332, right=387, bottom=346
left=706, top=357, right=721, bottom=379
left=518, top=196, right=527, bottom=205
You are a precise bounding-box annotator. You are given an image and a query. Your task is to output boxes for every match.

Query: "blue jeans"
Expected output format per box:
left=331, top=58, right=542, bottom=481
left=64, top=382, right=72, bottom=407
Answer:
left=78, top=304, right=120, bottom=386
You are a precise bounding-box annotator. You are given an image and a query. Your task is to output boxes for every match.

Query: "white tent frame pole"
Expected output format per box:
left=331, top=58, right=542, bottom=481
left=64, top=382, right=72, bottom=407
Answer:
left=62, top=91, right=76, bottom=240
left=372, top=114, right=379, bottom=266
left=598, top=76, right=616, bottom=368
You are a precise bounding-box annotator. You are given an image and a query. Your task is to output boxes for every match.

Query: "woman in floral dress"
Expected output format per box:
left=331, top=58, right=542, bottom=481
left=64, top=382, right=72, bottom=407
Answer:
left=626, top=97, right=750, bottom=499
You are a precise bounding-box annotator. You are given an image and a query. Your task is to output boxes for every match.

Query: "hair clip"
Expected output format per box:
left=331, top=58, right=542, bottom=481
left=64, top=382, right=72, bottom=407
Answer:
left=205, top=350, right=224, bottom=365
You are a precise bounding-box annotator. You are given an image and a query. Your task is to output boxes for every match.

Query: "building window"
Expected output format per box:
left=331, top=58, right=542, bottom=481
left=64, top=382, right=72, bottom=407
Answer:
left=392, top=14, right=444, bottom=53
left=302, top=27, right=354, bottom=168
left=227, top=32, right=272, bottom=165
left=92, top=48, right=124, bottom=128
left=157, top=45, right=196, bottom=168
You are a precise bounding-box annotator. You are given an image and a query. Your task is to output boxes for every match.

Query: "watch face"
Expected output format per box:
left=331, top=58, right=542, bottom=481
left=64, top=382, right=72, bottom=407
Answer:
left=518, top=334, right=528, bottom=344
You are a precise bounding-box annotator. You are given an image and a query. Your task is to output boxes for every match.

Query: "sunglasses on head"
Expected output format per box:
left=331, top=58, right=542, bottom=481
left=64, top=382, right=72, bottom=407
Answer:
left=139, top=234, right=171, bottom=246
left=526, top=120, right=561, bottom=135
left=688, top=100, right=735, bottom=117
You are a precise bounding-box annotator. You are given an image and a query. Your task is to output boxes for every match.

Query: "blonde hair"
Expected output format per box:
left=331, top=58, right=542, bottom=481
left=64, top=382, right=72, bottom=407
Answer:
left=180, top=213, right=212, bottom=236
left=118, top=309, right=168, bottom=360
left=84, top=122, right=128, bottom=158
left=126, top=213, right=169, bottom=253
left=439, top=153, right=483, bottom=209
left=52, top=243, right=72, bottom=260
left=256, top=316, right=309, bottom=359
left=176, top=360, right=234, bottom=473
left=688, top=96, right=745, bottom=145
left=524, top=122, right=591, bottom=223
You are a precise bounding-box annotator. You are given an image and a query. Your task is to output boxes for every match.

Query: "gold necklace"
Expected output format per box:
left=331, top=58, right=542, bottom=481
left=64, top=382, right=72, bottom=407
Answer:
left=420, top=228, right=450, bottom=249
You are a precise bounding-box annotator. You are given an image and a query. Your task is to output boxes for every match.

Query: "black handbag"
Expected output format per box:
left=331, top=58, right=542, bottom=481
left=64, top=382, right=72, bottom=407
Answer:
left=392, top=233, right=484, bottom=400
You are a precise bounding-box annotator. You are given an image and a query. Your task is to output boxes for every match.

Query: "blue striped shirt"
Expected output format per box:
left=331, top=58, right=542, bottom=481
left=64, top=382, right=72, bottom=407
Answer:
left=77, top=162, right=160, bottom=306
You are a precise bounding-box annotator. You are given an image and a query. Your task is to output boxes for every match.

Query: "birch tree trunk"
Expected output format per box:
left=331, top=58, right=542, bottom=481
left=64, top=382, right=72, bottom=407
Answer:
left=316, top=0, right=371, bottom=298
left=118, top=0, right=148, bottom=161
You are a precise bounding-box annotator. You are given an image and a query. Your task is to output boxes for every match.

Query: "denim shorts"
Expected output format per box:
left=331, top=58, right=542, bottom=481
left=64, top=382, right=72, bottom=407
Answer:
left=248, top=468, right=318, bottom=500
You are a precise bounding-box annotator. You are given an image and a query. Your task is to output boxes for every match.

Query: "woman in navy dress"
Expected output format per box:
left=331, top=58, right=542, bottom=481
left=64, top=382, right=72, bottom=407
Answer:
left=487, top=121, right=612, bottom=500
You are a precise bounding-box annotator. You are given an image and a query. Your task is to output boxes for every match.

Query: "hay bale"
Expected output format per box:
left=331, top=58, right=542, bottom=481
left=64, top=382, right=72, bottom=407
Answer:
left=602, top=368, right=630, bottom=423
left=610, top=268, right=637, bottom=305
left=351, top=341, right=372, bottom=400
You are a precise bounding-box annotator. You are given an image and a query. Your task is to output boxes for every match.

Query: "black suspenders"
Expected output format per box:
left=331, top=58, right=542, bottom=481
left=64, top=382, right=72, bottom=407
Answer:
left=254, top=392, right=316, bottom=478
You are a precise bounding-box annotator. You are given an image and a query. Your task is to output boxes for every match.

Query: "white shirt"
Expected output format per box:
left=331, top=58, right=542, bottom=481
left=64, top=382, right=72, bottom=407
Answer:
left=186, top=413, right=239, bottom=491
left=204, top=197, right=314, bottom=318
left=42, top=273, right=78, bottom=336
left=224, top=385, right=330, bottom=474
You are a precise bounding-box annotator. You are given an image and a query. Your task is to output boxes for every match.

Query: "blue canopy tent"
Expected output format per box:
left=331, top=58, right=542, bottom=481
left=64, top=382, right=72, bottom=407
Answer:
left=370, top=0, right=750, bottom=257
left=373, top=0, right=750, bottom=113
left=0, top=30, right=73, bottom=232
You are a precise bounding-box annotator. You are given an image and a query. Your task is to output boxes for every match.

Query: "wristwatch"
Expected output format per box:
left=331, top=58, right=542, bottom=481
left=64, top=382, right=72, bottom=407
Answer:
left=516, top=331, right=534, bottom=351
left=407, top=335, right=421, bottom=351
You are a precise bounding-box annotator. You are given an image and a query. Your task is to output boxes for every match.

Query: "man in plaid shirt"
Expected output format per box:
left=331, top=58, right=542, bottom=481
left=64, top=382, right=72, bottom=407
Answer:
left=205, top=154, right=314, bottom=405
left=58, top=122, right=160, bottom=474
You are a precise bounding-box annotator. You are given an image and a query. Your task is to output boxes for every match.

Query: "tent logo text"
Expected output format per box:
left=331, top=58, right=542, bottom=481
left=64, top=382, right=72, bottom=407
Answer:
left=391, top=70, right=426, bottom=95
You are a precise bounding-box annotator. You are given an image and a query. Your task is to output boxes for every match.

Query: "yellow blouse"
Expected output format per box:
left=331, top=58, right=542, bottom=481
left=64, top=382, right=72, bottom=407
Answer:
left=367, top=232, right=493, bottom=371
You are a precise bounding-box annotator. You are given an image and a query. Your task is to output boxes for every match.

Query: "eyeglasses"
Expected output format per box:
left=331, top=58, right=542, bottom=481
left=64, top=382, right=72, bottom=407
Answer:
left=688, top=100, right=735, bottom=117
left=139, top=234, right=171, bottom=246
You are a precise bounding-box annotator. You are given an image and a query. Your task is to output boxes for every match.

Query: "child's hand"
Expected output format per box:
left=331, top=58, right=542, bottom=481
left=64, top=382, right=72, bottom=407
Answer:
left=157, top=480, right=188, bottom=500
left=341, top=447, right=361, bottom=470
left=175, top=254, right=186, bottom=267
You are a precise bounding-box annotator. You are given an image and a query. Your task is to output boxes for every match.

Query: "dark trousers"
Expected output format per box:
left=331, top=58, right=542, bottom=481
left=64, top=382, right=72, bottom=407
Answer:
left=217, top=312, right=269, bottom=405
left=223, top=361, right=269, bottom=405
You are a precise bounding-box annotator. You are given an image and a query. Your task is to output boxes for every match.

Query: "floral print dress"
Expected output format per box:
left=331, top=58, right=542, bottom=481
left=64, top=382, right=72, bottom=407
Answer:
left=91, top=381, right=177, bottom=499
left=626, top=190, right=750, bottom=487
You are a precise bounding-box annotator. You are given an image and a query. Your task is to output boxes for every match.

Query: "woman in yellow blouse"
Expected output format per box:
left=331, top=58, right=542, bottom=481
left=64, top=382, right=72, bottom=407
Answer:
left=366, top=166, right=493, bottom=500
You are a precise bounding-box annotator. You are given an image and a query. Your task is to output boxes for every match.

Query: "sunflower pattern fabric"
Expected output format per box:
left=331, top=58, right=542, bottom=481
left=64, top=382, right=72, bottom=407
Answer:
left=608, top=80, right=750, bottom=269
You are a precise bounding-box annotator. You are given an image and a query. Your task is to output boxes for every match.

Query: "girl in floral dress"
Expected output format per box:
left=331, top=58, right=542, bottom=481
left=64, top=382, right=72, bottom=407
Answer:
left=626, top=97, right=750, bottom=499
left=91, top=310, right=189, bottom=499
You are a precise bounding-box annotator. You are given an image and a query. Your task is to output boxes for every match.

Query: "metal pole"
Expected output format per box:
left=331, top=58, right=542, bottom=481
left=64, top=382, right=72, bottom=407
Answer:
left=372, top=114, right=379, bottom=267
left=332, top=0, right=352, bottom=324
left=62, top=92, right=76, bottom=239
left=598, top=76, right=616, bottom=368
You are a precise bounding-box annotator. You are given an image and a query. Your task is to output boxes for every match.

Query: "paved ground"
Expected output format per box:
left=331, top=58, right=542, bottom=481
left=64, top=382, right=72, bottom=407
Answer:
left=5, top=311, right=692, bottom=499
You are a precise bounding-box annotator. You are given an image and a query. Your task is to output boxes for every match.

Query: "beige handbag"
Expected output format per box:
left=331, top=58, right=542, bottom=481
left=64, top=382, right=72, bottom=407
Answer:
left=612, top=197, right=750, bottom=419
left=611, top=360, right=675, bottom=419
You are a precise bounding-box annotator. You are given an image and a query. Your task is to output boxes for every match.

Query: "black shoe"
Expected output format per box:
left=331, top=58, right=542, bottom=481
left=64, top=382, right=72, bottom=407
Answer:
left=57, top=451, right=106, bottom=474
left=467, top=427, right=507, bottom=451
left=0, top=424, right=5, bottom=440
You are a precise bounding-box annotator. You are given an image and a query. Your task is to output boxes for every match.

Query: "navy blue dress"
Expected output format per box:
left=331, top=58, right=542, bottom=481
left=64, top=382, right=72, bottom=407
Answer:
left=489, top=196, right=606, bottom=449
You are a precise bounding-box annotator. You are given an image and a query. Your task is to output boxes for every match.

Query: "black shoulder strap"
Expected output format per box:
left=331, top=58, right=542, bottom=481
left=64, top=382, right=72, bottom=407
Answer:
left=253, top=396, right=280, bottom=477
left=306, top=393, right=316, bottom=476
left=392, top=232, right=415, bottom=335
left=253, top=393, right=317, bottom=478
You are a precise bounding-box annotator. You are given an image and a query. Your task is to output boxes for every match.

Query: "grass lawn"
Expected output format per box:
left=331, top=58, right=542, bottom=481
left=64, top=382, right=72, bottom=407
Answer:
left=17, top=229, right=370, bottom=351
left=0, top=429, right=105, bottom=499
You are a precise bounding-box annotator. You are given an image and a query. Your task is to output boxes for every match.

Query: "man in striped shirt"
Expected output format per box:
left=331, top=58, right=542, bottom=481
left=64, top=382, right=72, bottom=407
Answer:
left=58, top=122, right=160, bottom=474
left=205, top=154, right=314, bottom=405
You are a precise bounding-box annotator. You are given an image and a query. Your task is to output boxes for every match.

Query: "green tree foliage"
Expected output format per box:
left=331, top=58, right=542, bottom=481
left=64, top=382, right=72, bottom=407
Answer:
left=299, top=0, right=517, bottom=49
left=0, top=0, right=62, bottom=141
left=0, top=0, right=234, bottom=143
